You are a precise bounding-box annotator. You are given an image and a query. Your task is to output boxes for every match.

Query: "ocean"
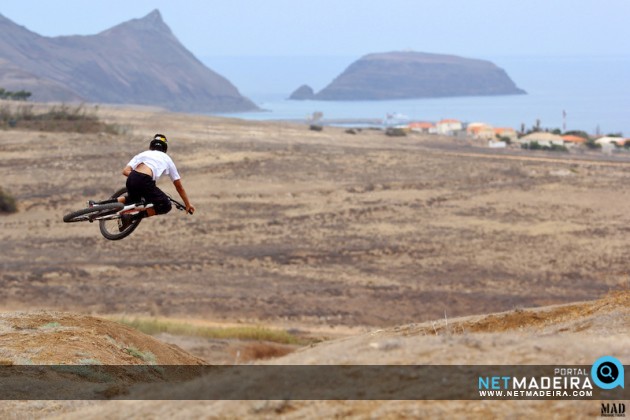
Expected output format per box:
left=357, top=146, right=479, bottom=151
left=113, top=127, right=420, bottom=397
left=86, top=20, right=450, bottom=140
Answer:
left=205, top=55, right=630, bottom=136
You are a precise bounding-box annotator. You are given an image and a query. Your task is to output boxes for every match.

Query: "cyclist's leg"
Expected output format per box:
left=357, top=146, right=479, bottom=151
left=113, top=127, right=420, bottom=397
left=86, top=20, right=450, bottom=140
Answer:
left=126, top=174, right=171, bottom=221
left=119, top=171, right=154, bottom=227
left=125, top=171, right=147, bottom=205
left=145, top=184, right=172, bottom=215
left=92, top=196, right=126, bottom=206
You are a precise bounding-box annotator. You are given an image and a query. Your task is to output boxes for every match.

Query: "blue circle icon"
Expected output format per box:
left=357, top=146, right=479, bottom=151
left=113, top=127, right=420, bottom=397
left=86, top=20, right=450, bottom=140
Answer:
left=592, top=356, right=625, bottom=390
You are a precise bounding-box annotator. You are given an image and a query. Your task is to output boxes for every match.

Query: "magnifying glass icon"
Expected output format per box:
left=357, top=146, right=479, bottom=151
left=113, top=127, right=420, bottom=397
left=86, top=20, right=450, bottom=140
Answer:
left=599, top=365, right=616, bottom=380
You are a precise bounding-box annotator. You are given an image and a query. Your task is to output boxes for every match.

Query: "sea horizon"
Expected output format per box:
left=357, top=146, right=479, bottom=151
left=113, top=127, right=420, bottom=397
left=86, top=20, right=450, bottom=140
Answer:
left=207, top=54, right=630, bottom=136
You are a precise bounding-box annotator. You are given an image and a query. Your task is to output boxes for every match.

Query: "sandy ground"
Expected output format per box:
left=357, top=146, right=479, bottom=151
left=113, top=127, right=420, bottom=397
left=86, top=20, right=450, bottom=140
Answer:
left=0, top=103, right=629, bottom=417
left=0, top=291, right=625, bottom=418
left=1, top=106, right=629, bottom=327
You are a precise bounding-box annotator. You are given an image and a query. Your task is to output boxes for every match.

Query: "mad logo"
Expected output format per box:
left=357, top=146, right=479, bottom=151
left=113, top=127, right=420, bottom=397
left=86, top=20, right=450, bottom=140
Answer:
left=592, top=356, right=625, bottom=390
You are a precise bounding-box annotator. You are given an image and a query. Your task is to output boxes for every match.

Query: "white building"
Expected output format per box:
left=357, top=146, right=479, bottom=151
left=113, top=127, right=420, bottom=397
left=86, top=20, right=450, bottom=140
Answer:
left=518, top=132, right=565, bottom=148
left=466, top=122, right=495, bottom=140
left=595, top=136, right=627, bottom=146
left=436, top=119, right=462, bottom=135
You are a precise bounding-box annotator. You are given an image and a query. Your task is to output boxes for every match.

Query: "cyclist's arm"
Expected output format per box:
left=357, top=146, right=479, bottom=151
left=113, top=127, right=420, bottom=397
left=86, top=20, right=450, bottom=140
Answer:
left=173, top=179, right=195, bottom=214
left=122, top=165, right=133, bottom=177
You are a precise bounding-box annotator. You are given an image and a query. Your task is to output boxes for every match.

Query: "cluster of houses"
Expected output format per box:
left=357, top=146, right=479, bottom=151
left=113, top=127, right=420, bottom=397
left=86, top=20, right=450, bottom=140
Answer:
left=401, top=119, right=628, bottom=150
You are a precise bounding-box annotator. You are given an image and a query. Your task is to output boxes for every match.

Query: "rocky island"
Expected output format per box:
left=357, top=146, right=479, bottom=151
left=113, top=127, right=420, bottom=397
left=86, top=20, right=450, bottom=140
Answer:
left=294, top=51, right=525, bottom=101
left=288, top=84, right=315, bottom=100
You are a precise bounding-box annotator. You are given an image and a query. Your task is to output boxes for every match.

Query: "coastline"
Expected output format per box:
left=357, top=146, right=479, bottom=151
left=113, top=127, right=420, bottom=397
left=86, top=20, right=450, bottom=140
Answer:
left=213, top=55, right=630, bottom=136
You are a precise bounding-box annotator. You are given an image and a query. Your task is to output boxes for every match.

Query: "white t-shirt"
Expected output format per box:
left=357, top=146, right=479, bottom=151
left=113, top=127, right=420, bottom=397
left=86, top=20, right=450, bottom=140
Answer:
left=127, top=150, right=181, bottom=182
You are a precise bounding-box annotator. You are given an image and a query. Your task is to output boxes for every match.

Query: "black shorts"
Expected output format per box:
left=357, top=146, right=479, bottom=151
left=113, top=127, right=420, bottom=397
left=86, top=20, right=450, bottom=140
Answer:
left=126, top=171, right=172, bottom=215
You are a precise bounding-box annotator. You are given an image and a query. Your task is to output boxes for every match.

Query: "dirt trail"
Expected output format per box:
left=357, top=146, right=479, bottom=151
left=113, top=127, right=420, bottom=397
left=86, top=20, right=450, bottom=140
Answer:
left=2, top=290, right=619, bottom=419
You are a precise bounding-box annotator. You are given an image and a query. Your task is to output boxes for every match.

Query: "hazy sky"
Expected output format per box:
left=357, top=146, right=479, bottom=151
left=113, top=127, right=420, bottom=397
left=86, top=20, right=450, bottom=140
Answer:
left=2, top=0, right=629, bottom=58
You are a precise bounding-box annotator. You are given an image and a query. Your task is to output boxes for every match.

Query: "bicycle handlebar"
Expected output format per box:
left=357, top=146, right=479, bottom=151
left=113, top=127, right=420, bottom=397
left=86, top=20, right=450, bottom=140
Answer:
left=167, top=195, right=193, bottom=214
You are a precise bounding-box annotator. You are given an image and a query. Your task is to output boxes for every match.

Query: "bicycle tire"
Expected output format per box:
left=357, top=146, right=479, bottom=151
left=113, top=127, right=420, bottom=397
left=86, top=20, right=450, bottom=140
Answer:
left=99, top=187, right=141, bottom=240
left=63, top=203, right=124, bottom=223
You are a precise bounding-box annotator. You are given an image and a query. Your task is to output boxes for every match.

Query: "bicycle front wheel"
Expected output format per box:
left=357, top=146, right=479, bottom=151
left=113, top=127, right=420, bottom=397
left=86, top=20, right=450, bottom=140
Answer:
left=99, top=187, right=141, bottom=240
left=63, top=203, right=123, bottom=223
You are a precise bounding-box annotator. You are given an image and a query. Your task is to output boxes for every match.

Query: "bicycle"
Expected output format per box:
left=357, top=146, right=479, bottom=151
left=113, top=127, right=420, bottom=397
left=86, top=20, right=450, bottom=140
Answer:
left=62, top=187, right=189, bottom=240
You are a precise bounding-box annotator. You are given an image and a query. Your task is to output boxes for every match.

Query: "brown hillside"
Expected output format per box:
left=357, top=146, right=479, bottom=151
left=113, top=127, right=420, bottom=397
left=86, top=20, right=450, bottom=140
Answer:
left=38, top=291, right=629, bottom=419
left=0, top=311, right=204, bottom=366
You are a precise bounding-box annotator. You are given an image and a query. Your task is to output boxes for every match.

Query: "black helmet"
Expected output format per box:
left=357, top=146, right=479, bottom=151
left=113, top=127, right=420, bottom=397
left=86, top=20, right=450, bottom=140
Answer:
left=149, top=134, right=168, bottom=153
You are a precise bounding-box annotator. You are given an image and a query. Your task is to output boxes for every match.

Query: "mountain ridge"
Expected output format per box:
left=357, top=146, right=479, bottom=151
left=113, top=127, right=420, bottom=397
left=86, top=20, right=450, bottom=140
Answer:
left=0, top=10, right=258, bottom=113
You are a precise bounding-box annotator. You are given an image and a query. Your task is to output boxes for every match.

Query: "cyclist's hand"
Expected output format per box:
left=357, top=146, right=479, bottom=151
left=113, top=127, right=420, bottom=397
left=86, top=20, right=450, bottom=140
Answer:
left=186, top=204, right=195, bottom=215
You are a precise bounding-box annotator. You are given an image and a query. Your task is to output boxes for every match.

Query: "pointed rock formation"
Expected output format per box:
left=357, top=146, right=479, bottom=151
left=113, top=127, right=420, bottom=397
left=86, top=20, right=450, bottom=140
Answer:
left=0, top=10, right=258, bottom=112
left=288, top=84, right=315, bottom=100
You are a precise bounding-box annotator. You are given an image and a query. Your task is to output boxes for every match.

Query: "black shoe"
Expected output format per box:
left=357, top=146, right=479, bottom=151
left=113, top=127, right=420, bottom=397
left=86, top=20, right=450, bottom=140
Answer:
left=118, top=214, right=133, bottom=231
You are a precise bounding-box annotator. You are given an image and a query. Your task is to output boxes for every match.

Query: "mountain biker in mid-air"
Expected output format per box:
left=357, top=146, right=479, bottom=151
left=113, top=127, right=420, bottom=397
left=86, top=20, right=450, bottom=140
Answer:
left=91, top=134, right=195, bottom=229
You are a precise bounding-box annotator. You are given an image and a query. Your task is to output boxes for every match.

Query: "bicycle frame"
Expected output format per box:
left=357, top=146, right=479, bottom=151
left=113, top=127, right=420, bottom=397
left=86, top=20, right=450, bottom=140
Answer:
left=90, top=195, right=186, bottom=222
left=63, top=188, right=189, bottom=240
left=112, top=202, right=154, bottom=218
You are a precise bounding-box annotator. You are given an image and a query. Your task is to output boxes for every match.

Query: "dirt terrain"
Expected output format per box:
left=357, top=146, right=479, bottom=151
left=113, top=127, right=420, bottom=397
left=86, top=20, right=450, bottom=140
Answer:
left=0, top=291, right=625, bottom=418
left=0, top=103, right=628, bottom=417
left=1, top=104, right=629, bottom=328
left=0, top=311, right=204, bottom=366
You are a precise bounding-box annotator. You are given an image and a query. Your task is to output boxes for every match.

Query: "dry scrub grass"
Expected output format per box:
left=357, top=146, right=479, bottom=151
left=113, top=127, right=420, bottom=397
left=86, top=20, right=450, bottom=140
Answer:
left=112, top=315, right=310, bottom=345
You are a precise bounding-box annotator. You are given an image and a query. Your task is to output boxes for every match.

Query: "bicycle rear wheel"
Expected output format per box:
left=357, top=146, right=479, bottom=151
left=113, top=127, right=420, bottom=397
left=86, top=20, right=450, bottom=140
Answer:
left=99, top=187, right=141, bottom=240
left=63, top=203, right=123, bottom=223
